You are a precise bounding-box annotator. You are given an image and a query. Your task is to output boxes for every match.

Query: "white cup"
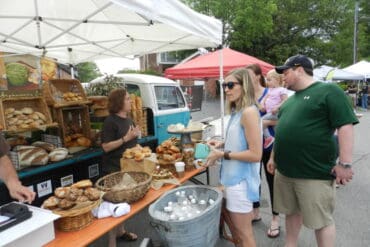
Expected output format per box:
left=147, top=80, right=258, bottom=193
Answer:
left=175, top=162, right=185, bottom=178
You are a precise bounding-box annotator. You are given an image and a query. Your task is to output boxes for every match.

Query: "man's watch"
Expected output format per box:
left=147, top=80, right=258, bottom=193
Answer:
left=224, top=150, right=231, bottom=160
left=338, top=161, right=352, bottom=169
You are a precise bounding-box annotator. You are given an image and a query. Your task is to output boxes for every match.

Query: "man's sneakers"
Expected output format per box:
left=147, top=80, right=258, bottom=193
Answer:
left=264, top=136, right=275, bottom=149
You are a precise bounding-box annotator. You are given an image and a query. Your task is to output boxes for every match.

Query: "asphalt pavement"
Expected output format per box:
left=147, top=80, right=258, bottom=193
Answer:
left=90, top=99, right=370, bottom=247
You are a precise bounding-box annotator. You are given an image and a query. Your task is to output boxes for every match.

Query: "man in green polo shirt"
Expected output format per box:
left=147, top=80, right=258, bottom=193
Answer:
left=267, top=54, right=358, bottom=247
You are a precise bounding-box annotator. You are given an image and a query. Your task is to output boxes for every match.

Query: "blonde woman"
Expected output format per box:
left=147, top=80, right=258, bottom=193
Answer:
left=206, top=68, right=262, bottom=247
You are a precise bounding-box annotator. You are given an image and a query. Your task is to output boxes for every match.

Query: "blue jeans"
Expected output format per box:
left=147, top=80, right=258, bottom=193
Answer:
left=361, top=93, right=368, bottom=109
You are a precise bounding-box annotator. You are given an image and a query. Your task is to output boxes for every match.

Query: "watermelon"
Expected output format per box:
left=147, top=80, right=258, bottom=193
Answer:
left=5, top=63, right=28, bottom=86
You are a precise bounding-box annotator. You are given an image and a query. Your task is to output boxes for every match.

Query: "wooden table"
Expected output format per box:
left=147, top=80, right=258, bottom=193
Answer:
left=45, top=168, right=205, bottom=247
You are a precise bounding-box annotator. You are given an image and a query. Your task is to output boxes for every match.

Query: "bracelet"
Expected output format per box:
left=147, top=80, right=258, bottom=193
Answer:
left=224, top=150, right=231, bottom=160
left=338, top=161, right=352, bottom=169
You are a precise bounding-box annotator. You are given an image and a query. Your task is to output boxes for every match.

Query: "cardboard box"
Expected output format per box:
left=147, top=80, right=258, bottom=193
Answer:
left=120, top=153, right=157, bottom=174
left=0, top=203, right=60, bottom=247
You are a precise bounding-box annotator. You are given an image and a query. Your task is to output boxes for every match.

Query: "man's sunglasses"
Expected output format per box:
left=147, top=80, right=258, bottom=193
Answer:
left=222, top=81, right=240, bottom=90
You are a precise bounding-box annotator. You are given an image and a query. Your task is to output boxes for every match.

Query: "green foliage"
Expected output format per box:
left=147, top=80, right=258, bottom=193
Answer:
left=76, top=62, right=102, bottom=82
left=85, top=75, right=125, bottom=96
left=182, top=0, right=369, bottom=67
left=117, top=69, right=162, bottom=76
left=337, top=82, right=348, bottom=91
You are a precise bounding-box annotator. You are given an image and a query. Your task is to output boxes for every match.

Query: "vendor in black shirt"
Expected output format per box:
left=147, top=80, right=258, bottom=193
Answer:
left=101, top=88, right=140, bottom=174
left=101, top=88, right=140, bottom=244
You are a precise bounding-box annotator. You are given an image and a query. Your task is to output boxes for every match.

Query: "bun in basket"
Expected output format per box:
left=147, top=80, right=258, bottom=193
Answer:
left=58, top=198, right=76, bottom=210
left=55, top=187, right=70, bottom=199
left=43, top=196, right=59, bottom=210
left=71, top=179, right=93, bottom=189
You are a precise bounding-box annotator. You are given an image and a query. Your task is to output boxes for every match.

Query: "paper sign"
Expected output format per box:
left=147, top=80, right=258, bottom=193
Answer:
left=60, top=175, right=74, bottom=187
left=37, top=180, right=52, bottom=198
left=88, top=164, right=99, bottom=178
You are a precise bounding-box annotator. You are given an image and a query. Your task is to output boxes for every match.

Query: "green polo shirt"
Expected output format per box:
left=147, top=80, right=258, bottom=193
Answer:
left=274, top=82, right=358, bottom=180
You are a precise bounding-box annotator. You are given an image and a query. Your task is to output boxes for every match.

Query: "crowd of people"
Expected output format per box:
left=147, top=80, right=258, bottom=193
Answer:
left=0, top=54, right=359, bottom=247
left=347, top=81, right=369, bottom=110
left=206, top=54, right=358, bottom=247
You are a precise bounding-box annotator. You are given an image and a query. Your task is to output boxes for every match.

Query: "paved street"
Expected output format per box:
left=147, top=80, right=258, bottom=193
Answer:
left=91, top=98, right=370, bottom=247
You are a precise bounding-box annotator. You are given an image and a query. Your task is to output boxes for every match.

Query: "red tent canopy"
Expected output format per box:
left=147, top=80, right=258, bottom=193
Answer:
left=165, top=48, right=274, bottom=79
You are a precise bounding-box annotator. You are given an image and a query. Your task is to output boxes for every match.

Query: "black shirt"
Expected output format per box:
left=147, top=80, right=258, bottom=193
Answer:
left=362, top=85, right=368, bottom=94
left=101, top=114, right=137, bottom=174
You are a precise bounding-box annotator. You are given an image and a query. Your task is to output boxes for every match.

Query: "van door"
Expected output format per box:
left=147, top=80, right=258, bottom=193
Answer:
left=154, top=85, right=190, bottom=143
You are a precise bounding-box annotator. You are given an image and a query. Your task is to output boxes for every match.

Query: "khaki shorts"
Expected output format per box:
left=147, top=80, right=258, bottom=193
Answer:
left=273, top=171, right=336, bottom=229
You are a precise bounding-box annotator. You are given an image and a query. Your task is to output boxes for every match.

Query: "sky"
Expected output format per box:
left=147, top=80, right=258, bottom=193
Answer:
left=95, top=57, right=140, bottom=75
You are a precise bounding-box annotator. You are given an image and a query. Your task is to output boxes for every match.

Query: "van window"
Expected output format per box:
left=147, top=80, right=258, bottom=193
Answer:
left=155, top=86, right=185, bottom=110
left=125, top=84, right=141, bottom=96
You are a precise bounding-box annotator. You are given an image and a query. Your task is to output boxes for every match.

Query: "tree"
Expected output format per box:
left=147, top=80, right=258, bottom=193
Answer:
left=182, top=0, right=363, bottom=66
left=75, top=62, right=102, bottom=82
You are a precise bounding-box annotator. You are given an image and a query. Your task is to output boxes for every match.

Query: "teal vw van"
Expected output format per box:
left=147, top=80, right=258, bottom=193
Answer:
left=89, top=74, right=190, bottom=144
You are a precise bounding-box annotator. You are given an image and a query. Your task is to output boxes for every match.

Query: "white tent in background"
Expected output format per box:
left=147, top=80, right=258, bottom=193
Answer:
left=314, top=65, right=335, bottom=81
left=0, top=0, right=222, bottom=64
left=343, top=60, right=370, bottom=79
left=325, top=68, right=364, bottom=82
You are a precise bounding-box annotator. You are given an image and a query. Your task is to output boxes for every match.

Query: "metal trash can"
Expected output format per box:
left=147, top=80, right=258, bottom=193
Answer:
left=149, top=185, right=222, bottom=247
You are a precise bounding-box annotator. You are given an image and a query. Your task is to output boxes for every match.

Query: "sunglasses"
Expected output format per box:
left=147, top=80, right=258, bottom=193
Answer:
left=222, top=81, right=241, bottom=90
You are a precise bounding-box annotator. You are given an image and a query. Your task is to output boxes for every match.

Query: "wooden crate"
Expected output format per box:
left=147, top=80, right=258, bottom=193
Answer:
left=51, top=105, right=91, bottom=146
left=0, top=97, right=57, bottom=132
left=43, top=79, right=91, bottom=108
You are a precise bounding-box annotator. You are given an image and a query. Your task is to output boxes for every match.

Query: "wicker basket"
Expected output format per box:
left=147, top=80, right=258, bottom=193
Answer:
left=43, top=79, right=91, bottom=107
left=95, top=171, right=152, bottom=203
left=53, top=200, right=100, bottom=231
left=0, top=96, right=57, bottom=132
left=50, top=105, right=91, bottom=145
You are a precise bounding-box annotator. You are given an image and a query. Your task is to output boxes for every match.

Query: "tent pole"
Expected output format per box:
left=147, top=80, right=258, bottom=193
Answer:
left=219, top=46, right=224, bottom=140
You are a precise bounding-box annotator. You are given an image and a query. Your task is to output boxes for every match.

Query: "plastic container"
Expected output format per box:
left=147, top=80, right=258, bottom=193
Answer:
left=149, top=185, right=222, bottom=247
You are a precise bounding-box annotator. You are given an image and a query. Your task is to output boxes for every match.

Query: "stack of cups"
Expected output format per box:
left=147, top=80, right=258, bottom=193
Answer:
left=174, top=161, right=185, bottom=178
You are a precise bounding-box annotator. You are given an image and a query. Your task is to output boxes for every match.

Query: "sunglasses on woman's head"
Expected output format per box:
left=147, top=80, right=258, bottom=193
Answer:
left=222, top=81, right=240, bottom=90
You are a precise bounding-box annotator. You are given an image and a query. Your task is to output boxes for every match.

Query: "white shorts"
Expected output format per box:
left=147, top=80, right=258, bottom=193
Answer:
left=224, top=180, right=252, bottom=213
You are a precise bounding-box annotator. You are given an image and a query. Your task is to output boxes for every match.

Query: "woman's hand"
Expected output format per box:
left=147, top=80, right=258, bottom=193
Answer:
left=266, top=158, right=276, bottom=175
left=205, top=146, right=223, bottom=167
left=207, top=139, right=223, bottom=149
left=123, top=125, right=141, bottom=141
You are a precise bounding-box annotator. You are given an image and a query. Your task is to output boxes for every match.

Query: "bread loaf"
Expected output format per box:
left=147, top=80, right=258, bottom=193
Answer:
left=32, top=141, right=56, bottom=152
left=18, top=146, right=49, bottom=166
left=48, top=148, right=68, bottom=162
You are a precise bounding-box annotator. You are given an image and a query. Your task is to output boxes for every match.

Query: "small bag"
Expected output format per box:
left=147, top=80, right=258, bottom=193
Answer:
left=194, top=143, right=210, bottom=159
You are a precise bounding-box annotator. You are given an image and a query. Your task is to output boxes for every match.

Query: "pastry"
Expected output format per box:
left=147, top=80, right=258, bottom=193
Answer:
left=5, top=107, right=15, bottom=115
left=54, top=187, right=70, bottom=199
left=84, top=187, right=101, bottom=201
left=71, top=179, right=93, bottom=189
left=58, top=198, right=76, bottom=210
left=42, top=196, right=59, bottom=210
left=21, top=107, right=34, bottom=115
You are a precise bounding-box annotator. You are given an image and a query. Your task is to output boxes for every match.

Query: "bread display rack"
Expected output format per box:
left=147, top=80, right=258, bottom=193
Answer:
left=43, top=79, right=91, bottom=108
left=0, top=96, right=58, bottom=133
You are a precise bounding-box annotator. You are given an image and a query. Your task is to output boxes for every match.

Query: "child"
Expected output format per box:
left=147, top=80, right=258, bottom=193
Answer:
left=260, top=70, right=288, bottom=148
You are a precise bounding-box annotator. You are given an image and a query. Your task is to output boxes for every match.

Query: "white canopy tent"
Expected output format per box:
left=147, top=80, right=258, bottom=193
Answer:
left=314, top=65, right=364, bottom=82
left=0, top=0, right=229, bottom=136
left=343, top=60, right=370, bottom=79
left=0, top=0, right=222, bottom=64
left=325, top=68, right=364, bottom=81
left=313, top=65, right=334, bottom=81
